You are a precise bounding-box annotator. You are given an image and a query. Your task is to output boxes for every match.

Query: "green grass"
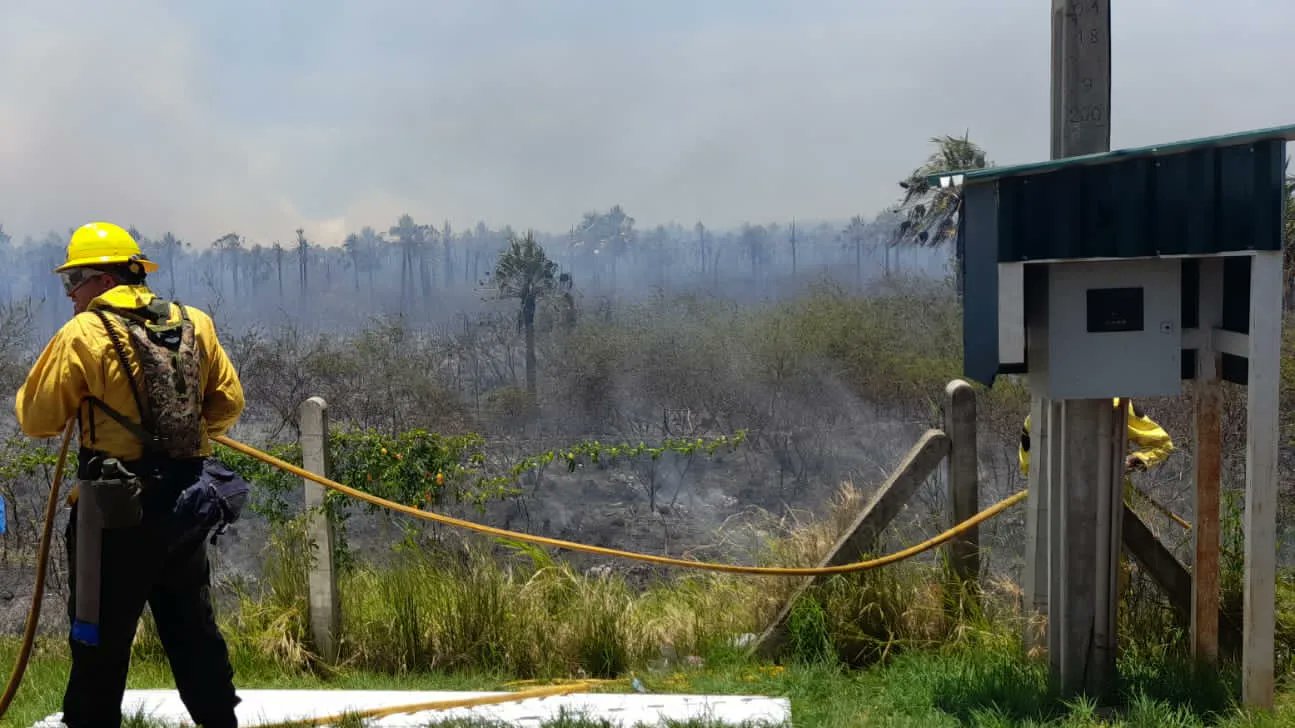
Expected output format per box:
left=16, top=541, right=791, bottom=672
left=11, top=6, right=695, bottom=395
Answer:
left=6, top=519, right=1295, bottom=727
left=209, top=518, right=772, bottom=680
left=5, top=469, right=1295, bottom=726
left=6, top=635, right=1295, bottom=727
left=203, top=484, right=968, bottom=682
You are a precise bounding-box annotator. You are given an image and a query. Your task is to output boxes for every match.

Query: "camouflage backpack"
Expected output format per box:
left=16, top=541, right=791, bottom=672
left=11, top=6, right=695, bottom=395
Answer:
left=88, top=299, right=205, bottom=460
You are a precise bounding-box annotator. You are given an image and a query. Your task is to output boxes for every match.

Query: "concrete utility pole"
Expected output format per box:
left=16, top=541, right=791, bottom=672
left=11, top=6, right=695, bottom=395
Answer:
left=1051, top=0, right=1111, bottom=158
left=1030, top=0, right=1115, bottom=699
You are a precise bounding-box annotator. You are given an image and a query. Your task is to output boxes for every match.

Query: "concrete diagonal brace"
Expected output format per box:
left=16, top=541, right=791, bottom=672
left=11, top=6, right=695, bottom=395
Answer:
left=750, top=429, right=950, bottom=659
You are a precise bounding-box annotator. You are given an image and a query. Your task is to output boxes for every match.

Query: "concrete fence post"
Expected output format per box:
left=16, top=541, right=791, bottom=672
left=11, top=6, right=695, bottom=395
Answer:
left=945, top=379, right=980, bottom=600
left=299, top=396, right=340, bottom=661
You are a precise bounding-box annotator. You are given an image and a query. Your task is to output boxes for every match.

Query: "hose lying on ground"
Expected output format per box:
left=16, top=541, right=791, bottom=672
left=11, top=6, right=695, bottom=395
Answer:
left=253, top=681, right=602, bottom=728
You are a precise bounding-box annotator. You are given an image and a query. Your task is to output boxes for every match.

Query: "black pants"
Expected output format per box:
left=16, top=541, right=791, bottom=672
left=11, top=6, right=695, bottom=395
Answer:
left=62, top=459, right=239, bottom=728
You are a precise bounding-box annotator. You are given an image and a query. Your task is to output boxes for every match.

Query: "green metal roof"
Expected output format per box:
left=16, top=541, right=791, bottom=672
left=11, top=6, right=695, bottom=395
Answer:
left=924, top=123, right=1295, bottom=188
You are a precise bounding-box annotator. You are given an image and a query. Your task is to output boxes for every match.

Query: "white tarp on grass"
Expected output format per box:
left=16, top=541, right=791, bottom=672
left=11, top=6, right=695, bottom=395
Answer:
left=34, top=689, right=792, bottom=726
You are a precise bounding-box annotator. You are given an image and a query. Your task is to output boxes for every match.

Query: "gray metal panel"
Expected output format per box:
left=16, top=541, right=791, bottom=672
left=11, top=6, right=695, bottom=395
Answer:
left=998, top=262, right=1026, bottom=365
left=1046, top=259, right=1182, bottom=399
left=961, top=183, right=1001, bottom=385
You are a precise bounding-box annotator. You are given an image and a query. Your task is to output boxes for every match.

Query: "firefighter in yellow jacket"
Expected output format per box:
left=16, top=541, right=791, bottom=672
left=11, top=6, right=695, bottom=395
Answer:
left=1018, top=399, right=1176, bottom=478
left=1018, top=398, right=1177, bottom=599
left=15, top=222, right=246, bottom=728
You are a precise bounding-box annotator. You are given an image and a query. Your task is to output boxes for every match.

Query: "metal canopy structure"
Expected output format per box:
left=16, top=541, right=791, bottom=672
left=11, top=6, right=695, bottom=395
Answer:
left=928, top=123, right=1295, bottom=187
left=942, top=118, right=1290, bottom=709
left=948, top=124, right=1294, bottom=388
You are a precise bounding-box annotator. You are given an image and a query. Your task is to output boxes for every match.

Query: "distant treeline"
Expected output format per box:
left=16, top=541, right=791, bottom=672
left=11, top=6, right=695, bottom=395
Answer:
left=0, top=207, right=950, bottom=337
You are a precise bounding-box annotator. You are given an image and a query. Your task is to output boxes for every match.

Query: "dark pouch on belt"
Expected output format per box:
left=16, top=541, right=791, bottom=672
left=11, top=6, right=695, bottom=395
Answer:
left=84, top=459, right=144, bottom=530
left=175, top=457, right=251, bottom=542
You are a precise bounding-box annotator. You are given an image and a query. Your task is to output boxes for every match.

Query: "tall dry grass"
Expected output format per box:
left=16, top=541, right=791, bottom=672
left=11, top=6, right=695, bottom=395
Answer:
left=126, top=473, right=1293, bottom=685
left=163, top=480, right=1007, bottom=678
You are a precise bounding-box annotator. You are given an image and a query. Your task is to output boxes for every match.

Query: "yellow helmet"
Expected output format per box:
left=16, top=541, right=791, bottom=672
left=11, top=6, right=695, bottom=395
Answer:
left=55, top=222, right=159, bottom=274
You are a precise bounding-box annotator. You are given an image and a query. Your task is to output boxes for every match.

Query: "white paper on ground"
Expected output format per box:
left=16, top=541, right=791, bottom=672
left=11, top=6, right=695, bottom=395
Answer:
left=33, top=688, right=792, bottom=727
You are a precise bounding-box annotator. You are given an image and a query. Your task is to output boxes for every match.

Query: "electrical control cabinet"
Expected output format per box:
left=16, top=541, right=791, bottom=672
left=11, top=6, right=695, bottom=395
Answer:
left=1041, top=259, right=1180, bottom=400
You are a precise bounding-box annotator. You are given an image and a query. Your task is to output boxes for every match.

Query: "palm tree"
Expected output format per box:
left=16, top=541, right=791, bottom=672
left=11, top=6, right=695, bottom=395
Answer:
left=359, top=226, right=383, bottom=294
left=694, top=222, right=708, bottom=276
left=389, top=214, right=424, bottom=311
left=442, top=220, right=455, bottom=288
left=891, top=133, right=990, bottom=293
left=158, top=232, right=183, bottom=297
left=344, top=233, right=363, bottom=291
left=213, top=233, right=244, bottom=297
left=843, top=215, right=870, bottom=288
left=789, top=218, right=798, bottom=277
left=419, top=223, right=436, bottom=302
left=272, top=242, right=285, bottom=298
left=490, top=230, right=560, bottom=395
left=573, top=205, right=635, bottom=288
left=246, top=244, right=272, bottom=295
left=295, top=228, right=310, bottom=296
left=739, top=223, right=770, bottom=278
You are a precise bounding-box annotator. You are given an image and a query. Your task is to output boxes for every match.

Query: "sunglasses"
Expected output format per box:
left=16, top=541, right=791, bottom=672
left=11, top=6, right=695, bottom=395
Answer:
left=60, top=268, right=106, bottom=295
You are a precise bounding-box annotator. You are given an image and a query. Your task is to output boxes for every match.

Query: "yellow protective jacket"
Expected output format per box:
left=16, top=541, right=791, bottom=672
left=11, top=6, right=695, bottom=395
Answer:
left=1018, top=398, right=1174, bottom=477
left=14, top=285, right=245, bottom=468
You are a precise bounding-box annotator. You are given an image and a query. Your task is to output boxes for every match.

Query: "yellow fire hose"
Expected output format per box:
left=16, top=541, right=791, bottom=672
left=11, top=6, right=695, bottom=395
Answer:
left=0, top=421, right=73, bottom=720
left=214, top=435, right=1028, bottom=577
left=1131, top=486, right=1192, bottom=531
left=254, top=680, right=602, bottom=728
left=0, top=427, right=1027, bottom=723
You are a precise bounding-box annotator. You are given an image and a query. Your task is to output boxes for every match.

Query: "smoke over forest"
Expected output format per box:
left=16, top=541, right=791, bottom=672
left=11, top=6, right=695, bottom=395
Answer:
left=0, top=200, right=1005, bottom=623
left=0, top=208, right=950, bottom=339
left=5, top=7, right=1295, bottom=724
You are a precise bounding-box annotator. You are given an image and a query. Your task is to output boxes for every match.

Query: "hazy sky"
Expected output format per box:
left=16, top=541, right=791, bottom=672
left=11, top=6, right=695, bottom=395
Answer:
left=1, top=1, right=1290, bottom=247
